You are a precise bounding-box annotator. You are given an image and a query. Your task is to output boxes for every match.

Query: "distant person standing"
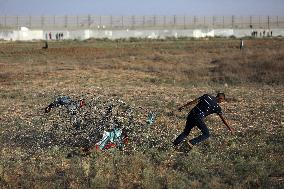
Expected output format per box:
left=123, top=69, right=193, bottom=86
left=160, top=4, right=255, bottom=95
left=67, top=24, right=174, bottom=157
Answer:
left=49, top=32, right=52, bottom=40
left=42, top=41, right=48, bottom=49
left=240, top=39, right=244, bottom=51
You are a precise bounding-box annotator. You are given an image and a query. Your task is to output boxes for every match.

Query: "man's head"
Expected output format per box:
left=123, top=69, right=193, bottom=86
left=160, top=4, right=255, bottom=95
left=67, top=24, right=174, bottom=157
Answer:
left=216, top=92, right=225, bottom=103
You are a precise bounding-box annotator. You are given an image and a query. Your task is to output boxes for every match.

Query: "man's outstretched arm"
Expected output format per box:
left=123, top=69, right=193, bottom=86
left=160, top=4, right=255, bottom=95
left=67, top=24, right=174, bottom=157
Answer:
left=178, top=98, right=199, bottom=111
left=218, top=114, right=234, bottom=134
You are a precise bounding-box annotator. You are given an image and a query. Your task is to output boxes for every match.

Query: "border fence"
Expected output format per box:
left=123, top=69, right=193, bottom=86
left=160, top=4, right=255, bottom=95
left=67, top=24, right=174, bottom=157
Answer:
left=0, top=15, right=284, bottom=30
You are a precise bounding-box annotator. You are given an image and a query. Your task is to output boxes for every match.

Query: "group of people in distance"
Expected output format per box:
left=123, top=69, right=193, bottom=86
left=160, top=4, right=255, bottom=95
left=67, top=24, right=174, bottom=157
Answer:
left=251, top=30, right=273, bottom=37
left=45, top=32, right=64, bottom=40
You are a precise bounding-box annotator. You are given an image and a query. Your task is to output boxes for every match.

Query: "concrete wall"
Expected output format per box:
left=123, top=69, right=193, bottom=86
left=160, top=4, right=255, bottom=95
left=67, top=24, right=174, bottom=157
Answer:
left=0, top=28, right=43, bottom=41
left=1, top=28, right=283, bottom=41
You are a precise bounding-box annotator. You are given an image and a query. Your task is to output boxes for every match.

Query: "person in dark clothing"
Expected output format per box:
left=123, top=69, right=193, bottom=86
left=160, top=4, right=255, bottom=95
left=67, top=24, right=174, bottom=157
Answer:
left=240, top=39, right=244, bottom=51
left=45, top=96, right=85, bottom=114
left=42, top=41, right=48, bottom=49
left=173, top=93, right=234, bottom=150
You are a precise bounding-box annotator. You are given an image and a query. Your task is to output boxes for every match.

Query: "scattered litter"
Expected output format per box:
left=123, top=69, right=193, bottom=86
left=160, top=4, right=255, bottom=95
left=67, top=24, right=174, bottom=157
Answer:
left=45, top=95, right=85, bottom=115
left=94, top=128, right=128, bottom=150
left=146, top=112, right=156, bottom=126
left=3, top=95, right=173, bottom=158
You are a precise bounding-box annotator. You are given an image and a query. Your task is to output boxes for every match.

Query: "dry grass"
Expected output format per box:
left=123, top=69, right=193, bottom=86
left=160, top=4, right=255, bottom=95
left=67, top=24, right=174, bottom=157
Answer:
left=0, top=38, right=283, bottom=188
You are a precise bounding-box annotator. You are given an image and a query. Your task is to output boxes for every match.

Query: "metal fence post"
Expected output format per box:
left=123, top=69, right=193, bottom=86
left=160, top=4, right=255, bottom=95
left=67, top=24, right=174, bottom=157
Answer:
left=174, top=15, right=176, bottom=27
left=268, top=16, right=270, bottom=29
left=121, top=16, right=124, bottom=29
left=163, top=15, right=166, bottom=28
left=53, top=15, right=56, bottom=28
left=4, top=15, right=7, bottom=28
left=277, top=16, right=279, bottom=27
left=41, top=16, right=44, bottom=29
left=183, top=15, right=186, bottom=29
left=154, top=15, right=156, bottom=28
left=110, top=15, right=113, bottom=29
left=76, top=15, right=79, bottom=28
left=29, top=16, right=31, bottom=28
left=65, top=15, right=68, bottom=28
left=88, top=14, right=91, bottom=28
left=16, top=16, right=19, bottom=29
left=232, top=15, right=234, bottom=28
left=132, top=15, right=135, bottom=29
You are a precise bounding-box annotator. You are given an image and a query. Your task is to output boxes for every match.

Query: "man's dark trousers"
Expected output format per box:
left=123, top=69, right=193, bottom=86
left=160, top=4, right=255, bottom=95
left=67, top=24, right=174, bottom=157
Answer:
left=173, top=113, right=210, bottom=146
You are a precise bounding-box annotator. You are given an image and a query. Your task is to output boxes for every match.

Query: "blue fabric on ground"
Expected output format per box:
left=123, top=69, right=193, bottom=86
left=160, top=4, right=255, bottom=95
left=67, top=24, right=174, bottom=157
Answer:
left=55, top=96, right=72, bottom=106
left=96, top=128, right=122, bottom=150
left=146, top=112, right=155, bottom=126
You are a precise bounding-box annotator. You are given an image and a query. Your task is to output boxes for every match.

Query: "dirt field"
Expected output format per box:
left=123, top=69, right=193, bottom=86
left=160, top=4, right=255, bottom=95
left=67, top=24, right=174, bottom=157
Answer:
left=0, top=38, right=283, bottom=188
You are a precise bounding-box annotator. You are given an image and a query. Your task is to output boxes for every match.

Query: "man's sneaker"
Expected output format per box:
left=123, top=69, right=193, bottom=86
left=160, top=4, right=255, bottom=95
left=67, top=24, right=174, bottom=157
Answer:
left=45, top=106, right=51, bottom=113
left=173, top=145, right=184, bottom=154
left=180, top=140, right=193, bottom=153
left=171, top=142, right=183, bottom=153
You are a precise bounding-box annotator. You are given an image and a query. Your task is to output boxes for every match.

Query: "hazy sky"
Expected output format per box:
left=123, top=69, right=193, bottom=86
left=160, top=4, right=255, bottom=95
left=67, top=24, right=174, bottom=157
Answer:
left=0, top=0, right=284, bottom=16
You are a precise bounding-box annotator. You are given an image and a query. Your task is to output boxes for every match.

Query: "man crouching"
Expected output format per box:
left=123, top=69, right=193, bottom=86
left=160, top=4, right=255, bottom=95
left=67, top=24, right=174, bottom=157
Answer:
left=173, top=93, right=234, bottom=150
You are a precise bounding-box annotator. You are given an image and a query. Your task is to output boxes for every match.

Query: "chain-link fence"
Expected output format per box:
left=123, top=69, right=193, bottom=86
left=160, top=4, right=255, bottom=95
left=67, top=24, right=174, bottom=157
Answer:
left=0, top=15, right=284, bottom=30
